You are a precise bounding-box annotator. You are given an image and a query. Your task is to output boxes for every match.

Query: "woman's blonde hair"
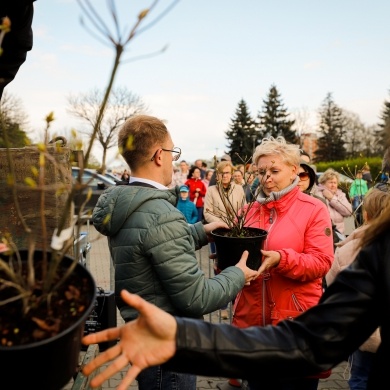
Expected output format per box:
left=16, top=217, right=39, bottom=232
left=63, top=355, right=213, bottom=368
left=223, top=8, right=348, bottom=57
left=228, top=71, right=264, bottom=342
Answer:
left=363, top=188, right=390, bottom=221
left=252, top=136, right=300, bottom=167
left=217, top=161, right=234, bottom=174
left=360, top=196, right=390, bottom=249
left=319, top=168, right=340, bottom=185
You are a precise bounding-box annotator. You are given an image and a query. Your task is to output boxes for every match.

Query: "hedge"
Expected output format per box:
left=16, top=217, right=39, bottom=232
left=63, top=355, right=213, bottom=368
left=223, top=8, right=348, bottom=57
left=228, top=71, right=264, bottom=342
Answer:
left=315, top=156, right=383, bottom=183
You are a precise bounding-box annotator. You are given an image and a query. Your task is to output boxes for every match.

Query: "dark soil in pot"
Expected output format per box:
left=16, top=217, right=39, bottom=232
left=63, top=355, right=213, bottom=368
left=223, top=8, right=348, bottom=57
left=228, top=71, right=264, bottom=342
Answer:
left=0, top=250, right=96, bottom=389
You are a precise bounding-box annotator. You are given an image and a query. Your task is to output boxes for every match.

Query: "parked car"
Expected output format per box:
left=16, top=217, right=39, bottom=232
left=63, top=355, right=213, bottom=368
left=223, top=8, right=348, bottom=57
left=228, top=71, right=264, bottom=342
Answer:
left=72, top=167, right=116, bottom=214
left=104, top=172, right=121, bottom=183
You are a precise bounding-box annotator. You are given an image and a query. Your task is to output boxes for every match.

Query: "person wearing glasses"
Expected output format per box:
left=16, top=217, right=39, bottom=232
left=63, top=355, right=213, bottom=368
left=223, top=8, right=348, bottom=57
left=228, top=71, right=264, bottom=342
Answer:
left=219, top=136, right=334, bottom=390
left=83, top=199, right=390, bottom=390
left=297, top=161, right=325, bottom=204
left=204, top=160, right=246, bottom=321
left=91, top=115, right=258, bottom=390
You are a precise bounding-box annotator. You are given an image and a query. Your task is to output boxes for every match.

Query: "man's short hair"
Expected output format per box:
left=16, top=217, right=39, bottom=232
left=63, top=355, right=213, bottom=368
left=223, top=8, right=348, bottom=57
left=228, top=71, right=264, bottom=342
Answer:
left=118, top=115, right=168, bottom=171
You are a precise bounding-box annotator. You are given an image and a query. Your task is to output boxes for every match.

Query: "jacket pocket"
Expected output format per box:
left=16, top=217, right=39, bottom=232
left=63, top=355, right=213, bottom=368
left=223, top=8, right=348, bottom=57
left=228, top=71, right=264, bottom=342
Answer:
left=270, top=293, right=304, bottom=325
left=270, top=308, right=302, bottom=324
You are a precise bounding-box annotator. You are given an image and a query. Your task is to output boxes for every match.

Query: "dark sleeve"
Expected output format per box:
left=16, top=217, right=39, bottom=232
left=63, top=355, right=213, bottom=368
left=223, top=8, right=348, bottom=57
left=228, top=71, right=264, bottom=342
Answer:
left=208, top=171, right=217, bottom=186
left=164, top=239, right=384, bottom=381
left=0, top=0, right=35, bottom=99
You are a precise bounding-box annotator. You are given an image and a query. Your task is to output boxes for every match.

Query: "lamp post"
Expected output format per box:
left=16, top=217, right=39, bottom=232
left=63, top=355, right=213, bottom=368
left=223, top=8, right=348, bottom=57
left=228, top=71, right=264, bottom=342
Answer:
left=251, top=134, right=257, bottom=155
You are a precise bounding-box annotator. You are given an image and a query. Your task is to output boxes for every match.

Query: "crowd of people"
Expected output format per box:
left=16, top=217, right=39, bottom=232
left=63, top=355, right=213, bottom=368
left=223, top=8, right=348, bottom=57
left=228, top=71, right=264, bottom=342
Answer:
left=82, top=119, right=390, bottom=390
left=84, top=114, right=389, bottom=390
left=91, top=115, right=258, bottom=390
left=2, top=5, right=389, bottom=390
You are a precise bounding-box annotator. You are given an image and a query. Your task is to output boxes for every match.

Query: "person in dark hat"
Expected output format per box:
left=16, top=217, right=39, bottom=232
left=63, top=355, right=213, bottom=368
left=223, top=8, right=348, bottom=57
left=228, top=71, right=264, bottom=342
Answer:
left=297, top=161, right=323, bottom=203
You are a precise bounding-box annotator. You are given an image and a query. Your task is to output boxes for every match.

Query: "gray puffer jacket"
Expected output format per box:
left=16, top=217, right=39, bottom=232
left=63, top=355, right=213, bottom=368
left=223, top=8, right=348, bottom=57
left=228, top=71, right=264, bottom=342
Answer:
left=92, top=184, right=245, bottom=322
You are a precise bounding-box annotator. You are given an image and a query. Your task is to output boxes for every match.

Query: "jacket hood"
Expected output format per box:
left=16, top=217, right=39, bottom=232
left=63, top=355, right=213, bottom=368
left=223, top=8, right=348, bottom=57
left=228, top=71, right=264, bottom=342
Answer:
left=300, top=162, right=317, bottom=192
left=92, top=185, right=179, bottom=236
left=334, top=224, right=368, bottom=248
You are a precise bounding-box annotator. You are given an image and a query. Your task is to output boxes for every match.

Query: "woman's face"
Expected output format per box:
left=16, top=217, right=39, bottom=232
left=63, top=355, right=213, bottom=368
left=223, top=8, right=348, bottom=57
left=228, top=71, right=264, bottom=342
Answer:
left=324, top=178, right=338, bottom=192
left=257, top=155, right=297, bottom=196
left=297, top=167, right=310, bottom=192
left=218, top=167, right=232, bottom=187
left=233, top=170, right=244, bottom=184
left=192, top=168, right=201, bottom=179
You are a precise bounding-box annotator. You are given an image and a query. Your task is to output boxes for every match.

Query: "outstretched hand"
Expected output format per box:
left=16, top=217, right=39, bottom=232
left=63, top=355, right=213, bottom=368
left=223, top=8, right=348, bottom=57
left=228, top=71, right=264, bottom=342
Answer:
left=82, top=290, right=177, bottom=390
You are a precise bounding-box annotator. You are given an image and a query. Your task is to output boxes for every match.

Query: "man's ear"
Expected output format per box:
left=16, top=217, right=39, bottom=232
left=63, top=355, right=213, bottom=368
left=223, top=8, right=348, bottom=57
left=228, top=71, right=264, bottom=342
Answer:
left=152, top=149, right=163, bottom=166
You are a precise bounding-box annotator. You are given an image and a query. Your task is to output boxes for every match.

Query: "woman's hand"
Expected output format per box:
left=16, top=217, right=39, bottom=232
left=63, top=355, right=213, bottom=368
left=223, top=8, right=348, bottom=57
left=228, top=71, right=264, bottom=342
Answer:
left=258, top=250, right=281, bottom=274
left=322, top=189, right=334, bottom=201
left=82, top=290, right=177, bottom=390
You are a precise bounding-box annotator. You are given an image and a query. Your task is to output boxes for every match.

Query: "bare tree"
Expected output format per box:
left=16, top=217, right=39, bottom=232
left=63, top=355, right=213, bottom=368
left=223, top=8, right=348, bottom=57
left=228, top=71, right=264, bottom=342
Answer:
left=75, top=0, right=179, bottom=169
left=342, top=110, right=379, bottom=158
left=291, top=106, right=312, bottom=147
left=363, top=124, right=382, bottom=158
left=67, top=86, right=147, bottom=172
left=342, top=110, right=367, bottom=158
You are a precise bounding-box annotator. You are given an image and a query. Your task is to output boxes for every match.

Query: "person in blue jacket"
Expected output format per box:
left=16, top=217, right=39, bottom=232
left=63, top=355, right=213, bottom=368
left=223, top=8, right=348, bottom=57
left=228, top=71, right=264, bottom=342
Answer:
left=176, top=185, right=198, bottom=224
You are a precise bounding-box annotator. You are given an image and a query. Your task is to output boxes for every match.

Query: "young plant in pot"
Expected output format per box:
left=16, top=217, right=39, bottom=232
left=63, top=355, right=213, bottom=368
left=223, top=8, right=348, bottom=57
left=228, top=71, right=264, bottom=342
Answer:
left=207, top=154, right=268, bottom=271
left=0, top=117, right=98, bottom=390
left=0, top=2, right=177, bottom=388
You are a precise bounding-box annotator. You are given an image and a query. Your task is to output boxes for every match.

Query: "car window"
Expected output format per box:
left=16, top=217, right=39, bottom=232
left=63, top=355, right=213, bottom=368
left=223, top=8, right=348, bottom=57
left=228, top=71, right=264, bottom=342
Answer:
left=72, top=169, right=115, bottom=187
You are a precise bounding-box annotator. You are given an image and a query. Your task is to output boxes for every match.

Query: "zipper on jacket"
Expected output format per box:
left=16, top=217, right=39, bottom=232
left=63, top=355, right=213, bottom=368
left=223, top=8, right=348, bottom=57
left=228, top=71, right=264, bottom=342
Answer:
left=291, top=293, right=304, bottom=312
left=262, top=272, right=271, bottom=326
left=269, top=208, right=275, bottom=224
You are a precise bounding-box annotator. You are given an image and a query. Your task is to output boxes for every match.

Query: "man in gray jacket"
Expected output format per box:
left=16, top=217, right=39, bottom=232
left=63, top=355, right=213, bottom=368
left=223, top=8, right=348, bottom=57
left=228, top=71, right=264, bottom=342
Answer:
left=92, top=115, right=258, bottom=390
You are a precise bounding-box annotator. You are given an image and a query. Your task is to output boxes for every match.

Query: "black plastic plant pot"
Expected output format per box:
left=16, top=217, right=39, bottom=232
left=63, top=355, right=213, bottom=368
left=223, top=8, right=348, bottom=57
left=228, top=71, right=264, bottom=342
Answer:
left=211, top=227, right=268, bottom=271
left=0, top=252, right=97, bottom=390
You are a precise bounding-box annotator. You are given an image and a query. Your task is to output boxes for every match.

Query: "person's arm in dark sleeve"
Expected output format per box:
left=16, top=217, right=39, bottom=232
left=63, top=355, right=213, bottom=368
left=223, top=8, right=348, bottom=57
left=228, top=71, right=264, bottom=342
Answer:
left=0, top=0, right=35, bottom=100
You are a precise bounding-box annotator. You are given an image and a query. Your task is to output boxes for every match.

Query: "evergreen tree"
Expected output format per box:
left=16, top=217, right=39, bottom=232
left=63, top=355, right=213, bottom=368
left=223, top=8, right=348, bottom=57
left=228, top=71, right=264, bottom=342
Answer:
left=257, top=85, right=297, bottom=143
left=377, top=90, right=390, bottom=154
left=225, top=99, right=257, bottom=165
left=314, top=93, right=347, bottom=162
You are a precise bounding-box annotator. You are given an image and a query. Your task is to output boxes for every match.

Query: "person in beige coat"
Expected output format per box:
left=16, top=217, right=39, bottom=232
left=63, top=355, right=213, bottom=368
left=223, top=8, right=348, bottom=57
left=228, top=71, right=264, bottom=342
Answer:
left=204, top=161, right=246, bottom=225
left=326, top=188, right=390, bottom=390
left=204, top=160, right=246, bottom=324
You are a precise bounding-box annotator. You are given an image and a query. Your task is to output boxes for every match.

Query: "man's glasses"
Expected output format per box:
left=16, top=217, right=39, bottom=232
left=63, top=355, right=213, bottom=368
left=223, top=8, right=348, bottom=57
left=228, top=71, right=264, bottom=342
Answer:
left=151, top=147, right=181, bottom=162
left=298, top=172, right=310, bottom=181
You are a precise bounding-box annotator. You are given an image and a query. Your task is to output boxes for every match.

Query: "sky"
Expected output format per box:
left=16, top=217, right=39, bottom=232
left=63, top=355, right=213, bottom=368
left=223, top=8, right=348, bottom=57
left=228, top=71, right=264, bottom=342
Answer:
left=6, top=0, right=390, bottom=169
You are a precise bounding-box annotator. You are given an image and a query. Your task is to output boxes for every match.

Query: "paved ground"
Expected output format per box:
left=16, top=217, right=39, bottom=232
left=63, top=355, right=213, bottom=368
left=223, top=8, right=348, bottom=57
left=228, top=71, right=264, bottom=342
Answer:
left=63, top=223, right=349, bottom=390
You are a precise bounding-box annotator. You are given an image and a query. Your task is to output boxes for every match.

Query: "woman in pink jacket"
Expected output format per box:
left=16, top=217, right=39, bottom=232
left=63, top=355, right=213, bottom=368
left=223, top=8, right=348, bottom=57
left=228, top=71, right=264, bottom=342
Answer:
left=231, top=136, right=334, bottom=390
